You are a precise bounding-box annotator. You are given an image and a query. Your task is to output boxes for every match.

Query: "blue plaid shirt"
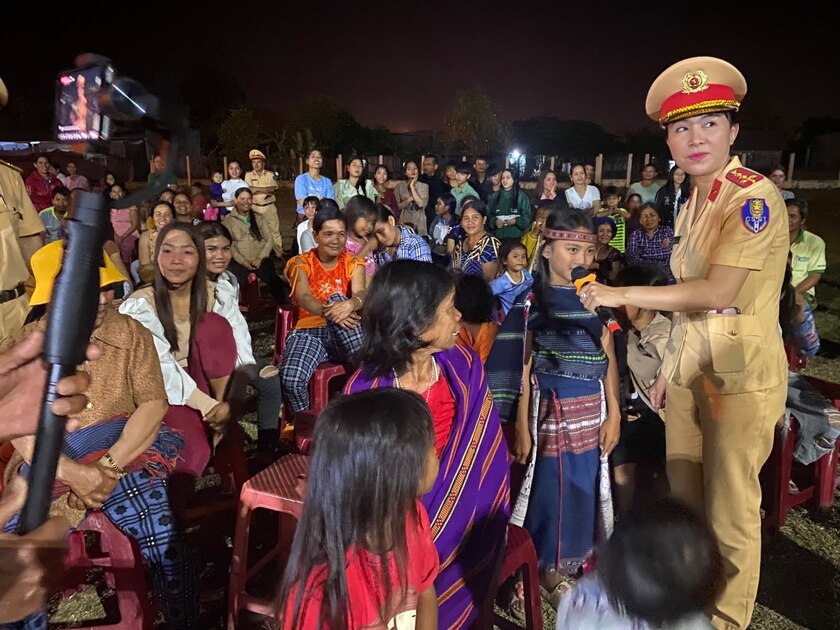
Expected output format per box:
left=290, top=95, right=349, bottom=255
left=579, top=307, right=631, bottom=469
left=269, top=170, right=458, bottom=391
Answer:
left=626, top=225, right=675, bottom=281
left=374, top=226, right=432, bottom=267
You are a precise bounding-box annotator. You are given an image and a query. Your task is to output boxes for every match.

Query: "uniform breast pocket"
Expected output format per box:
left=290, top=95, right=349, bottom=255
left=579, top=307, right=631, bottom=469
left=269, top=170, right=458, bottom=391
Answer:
left=706, top=315, right=761, bottom=375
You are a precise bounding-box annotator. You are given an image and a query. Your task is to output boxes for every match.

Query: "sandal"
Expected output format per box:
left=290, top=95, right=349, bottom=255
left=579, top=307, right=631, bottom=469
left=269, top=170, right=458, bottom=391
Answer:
left=508, top=580, right=526, bottom=622
left=540, top=577, right=573, bottom=609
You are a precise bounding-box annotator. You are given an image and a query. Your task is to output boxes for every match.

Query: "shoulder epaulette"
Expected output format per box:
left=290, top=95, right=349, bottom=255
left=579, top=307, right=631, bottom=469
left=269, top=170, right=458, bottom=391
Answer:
left=725, top=167, right=764, bottom=189
left=0, top=159, right=22, bottom=173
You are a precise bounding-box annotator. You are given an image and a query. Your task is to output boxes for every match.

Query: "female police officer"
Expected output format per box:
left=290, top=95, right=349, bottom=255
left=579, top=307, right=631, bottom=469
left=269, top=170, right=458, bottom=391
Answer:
left=581, top=58, right=788, bottom=629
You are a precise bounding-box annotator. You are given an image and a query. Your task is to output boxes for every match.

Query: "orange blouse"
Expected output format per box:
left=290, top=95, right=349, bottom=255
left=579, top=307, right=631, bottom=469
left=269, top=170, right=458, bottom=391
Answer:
left=285, top=249, right=363, bottom=329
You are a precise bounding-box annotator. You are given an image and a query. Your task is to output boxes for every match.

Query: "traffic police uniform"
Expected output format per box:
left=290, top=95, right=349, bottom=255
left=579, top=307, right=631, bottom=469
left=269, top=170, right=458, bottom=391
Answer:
left=0, top=160, right=43, bottom=341
left=647, top=58, right=788, bottom=630
left=245, top=149, right=283, bottom=257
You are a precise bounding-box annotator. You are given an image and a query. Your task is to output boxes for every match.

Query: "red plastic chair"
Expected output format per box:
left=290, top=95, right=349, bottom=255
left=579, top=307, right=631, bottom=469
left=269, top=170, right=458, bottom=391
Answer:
left=293, top=410, right=317, bottom=455
left=227, top=454, right=310, bottom=629
left=761, top=376, right=840, bottom=534
left=273, top=305, right=348, bottom=416
left=786, top=344, right=809, bottom=372
left=480, top=523, right=543, bottom=630
left=63, top=510, right=157, bottom=629
left=239, top=273, right=272, bottom=321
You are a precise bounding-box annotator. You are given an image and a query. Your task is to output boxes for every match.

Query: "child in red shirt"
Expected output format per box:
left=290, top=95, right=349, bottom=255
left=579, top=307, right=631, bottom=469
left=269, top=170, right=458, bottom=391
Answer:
left=279, top=388, right=440, bottom=629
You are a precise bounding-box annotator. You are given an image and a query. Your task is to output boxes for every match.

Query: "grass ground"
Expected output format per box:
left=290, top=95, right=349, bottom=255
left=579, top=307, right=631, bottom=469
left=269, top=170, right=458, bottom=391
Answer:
left=46, top=187, right=840, bottom=628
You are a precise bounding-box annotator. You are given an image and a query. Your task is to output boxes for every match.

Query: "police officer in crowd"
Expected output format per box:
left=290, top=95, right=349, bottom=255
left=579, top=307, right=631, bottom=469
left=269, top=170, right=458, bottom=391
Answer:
left=245, top=149, right=284, bottom=257
left=582, top=57, right=788, bottom=629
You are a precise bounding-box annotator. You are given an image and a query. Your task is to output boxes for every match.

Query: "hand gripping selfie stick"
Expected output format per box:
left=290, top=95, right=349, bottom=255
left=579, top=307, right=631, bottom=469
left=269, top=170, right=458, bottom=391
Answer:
left=17, top=193, right=107, bottom=533
left=17, top=54, right=184, bottom=534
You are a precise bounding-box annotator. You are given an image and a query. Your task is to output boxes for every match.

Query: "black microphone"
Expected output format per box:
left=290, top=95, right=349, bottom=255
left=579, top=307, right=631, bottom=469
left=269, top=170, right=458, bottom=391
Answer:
left=17, top=191, right=107, bottom=534
left=571, top=266, right=621, bottom=334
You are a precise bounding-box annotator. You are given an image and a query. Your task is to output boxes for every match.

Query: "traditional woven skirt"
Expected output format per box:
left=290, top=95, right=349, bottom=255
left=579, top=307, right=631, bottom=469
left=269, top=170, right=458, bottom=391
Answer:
left=512, top=378, right=612, bottom=574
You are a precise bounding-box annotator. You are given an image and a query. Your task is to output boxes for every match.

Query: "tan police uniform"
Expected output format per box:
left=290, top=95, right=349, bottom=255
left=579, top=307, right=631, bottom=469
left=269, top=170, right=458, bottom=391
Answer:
left=245, top=149, right=283, bottom=257
left=648, top=58, right=788, bottom=630
left=0, top=161, right=43, bottom=340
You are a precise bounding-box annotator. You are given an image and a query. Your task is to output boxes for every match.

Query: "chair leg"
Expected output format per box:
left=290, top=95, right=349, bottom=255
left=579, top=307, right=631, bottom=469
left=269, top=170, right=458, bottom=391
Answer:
left=227, top=501, right=253, bottom=630
left=816, top=441, right=840, bottom=509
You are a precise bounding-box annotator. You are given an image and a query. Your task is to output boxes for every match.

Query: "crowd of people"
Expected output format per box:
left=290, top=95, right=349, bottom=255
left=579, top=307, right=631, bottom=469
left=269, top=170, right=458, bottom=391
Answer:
left=0, top=55, right=832, bottom=630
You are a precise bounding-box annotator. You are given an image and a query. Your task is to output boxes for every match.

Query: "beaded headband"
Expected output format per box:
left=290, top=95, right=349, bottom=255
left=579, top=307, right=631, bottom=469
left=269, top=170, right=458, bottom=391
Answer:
left=543, top=228, right=596, bottom=243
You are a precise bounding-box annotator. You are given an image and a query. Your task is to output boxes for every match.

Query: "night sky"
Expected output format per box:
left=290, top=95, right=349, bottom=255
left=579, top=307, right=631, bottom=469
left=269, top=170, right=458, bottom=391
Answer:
left=3, top=0, right=839, bottom=135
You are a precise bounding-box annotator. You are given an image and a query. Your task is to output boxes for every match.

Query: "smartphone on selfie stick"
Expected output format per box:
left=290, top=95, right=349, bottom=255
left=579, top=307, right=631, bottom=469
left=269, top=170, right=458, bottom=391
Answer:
left=17, top=54, right=183, bottom=534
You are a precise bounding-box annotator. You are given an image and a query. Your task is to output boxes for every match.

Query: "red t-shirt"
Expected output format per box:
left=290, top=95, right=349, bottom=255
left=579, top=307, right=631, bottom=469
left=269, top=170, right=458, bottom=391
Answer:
left=282, top=501, right=439, bottom=629
left=426, top=375, right=455, bottom=457
left=24, top=171, right=62, bottom=212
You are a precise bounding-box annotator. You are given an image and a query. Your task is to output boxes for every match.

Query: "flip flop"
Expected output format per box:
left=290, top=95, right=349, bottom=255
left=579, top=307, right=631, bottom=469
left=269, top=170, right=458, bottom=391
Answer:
left=508, top=579, right=526, bottom=622
left=540, top=577, right=573, bottom=609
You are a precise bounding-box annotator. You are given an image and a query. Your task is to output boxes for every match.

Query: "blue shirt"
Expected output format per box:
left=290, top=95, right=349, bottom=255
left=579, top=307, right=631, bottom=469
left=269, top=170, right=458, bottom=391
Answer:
left=374, top=226, right=432, bottom=267
left=490, top=270, right=533, bottom=315
left=294, top=173, right=334, bottom=213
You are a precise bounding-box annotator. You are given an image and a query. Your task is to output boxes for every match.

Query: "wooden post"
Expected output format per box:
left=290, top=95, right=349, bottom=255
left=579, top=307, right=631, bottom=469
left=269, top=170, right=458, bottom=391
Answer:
left=462, top=155, right=467, bottom=162
left=337, top=154, right=343, bottom=178
left=787, top=152, right=796, bottom=187
left=223, top=156, right=228, bottom=177
left=505, top=156, right=510, bottom=169
left=625, top=154, right=633, bottom=188
left=550, top=156, right=556, bottom=171
left=298, top=157, right=304, bottom=174
left=149, top=159, right=154, bottom=176
left=595, top=154, right=603, bottom=185
left=643, top=153, right=650, bottom=167
left=186, top=155, right=191, bottom=185
left=378, top=154, right=383, bottom=165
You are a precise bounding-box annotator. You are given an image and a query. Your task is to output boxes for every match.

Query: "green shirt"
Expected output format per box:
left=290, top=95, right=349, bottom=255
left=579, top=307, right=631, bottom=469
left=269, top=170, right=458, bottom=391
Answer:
left=790, top=229, right=826, bottom=304
left=451, top=183, right=480, bottom=215
left=333, top=179, right=378, bottom=210
left=487, top=189, right=532, bottom=240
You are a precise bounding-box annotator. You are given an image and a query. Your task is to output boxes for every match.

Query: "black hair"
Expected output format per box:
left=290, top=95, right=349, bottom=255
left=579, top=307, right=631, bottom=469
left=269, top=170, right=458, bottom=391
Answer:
left=598, top=499, right=722, bottom=625
left=455, top=163, right=473, bottom=177
left=569, top=163, right=586, bottom=178
left=52, top=186, right=70, bottom=199
left=159, top=189, right=175, bottom=201
left=108, top=182, right=126, bottom=196
left=642, top=162, right=657, bottom=171
left=373, top=202, right=396, bottom=224
left=358, top=260, right=454, bottom=377
left=494, top=169, right=523, bottom=207
left=639, top=202, right=661, bottom=220
left=373, top=163, right=391, bottom=180
left=424, top=153, right=439, bottom=166
left=437, top=193, right=457, bottom=222
left=151, top=200, right=175, bottom=219
left=318, top=198, right=340, bottom=215
left=619, top=263, right=669, bottom=288
left=603, top=185, right=620, bottom=199
left=460, top=196, right=487, bottom=218
left=313, top=204, right=346, bottom=232
left=233, top=187, right=263, bottom=241
left=768, top=164, right=786, bottom=176
left=498, top=239, right=527, bottom=267
left=345, top=155, right=372, bottom=199
left=473, top=155, right=490, bottom=165
left=454, top=274, right=495, bottom=324
left=302, top=195, right=320, bottom=209
left=153, top=222, right=208, bottom=354
left=536, top=169, right=556, bottom=194
left=786, top=198, right=809, bottom=222
left=533, top=207, right=595, bottom=308
left=534, top=198, right=559, bottom=214
left=666, top=165, right=691, bottom=197
left=279, top=388, right=433, bottom=629
left=595, top=216, right=618, bottom=239
left=345, top=195, right=377, bottom=230
left=197, top=220, right=233, bottom=245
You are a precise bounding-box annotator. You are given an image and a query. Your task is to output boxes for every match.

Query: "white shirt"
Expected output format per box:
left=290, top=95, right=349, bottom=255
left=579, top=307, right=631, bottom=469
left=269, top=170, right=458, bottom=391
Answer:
left=221, top=178, right=249, bottom=210
left=296, top=221, right=316, bottom=253
left=565, top=185, right=601, bottom=211
left=119, top=279, right=255, bottom=412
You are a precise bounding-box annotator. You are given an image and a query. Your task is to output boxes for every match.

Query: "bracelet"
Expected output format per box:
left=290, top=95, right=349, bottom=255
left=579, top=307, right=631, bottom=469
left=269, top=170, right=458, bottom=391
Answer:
left=352, top=295, right=363, bottom=309
left=102, top=452, right=126, bottom=477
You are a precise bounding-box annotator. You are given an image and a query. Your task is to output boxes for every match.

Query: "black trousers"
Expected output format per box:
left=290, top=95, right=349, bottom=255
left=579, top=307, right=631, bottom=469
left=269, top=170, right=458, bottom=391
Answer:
left=228, top=258, right=290, bottom=305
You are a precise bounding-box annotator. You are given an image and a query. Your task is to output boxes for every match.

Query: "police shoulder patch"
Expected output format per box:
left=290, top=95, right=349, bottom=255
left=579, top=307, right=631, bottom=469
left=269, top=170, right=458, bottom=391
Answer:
left=726, top=167, right=764, bottom=188
left=740, top=198, right=770, bottom=234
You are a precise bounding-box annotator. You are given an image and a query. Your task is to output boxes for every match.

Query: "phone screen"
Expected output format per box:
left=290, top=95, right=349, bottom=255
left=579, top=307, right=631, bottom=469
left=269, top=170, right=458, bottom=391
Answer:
left=55, top=64, right=114, bottom=142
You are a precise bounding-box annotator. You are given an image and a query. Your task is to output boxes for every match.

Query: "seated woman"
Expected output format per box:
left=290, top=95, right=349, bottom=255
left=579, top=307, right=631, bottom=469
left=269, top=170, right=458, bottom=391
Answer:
left=454, top=273, right=499, bottom=363
left=625, top=203, right=675, bottom=283
left=590, top=216, right=624, bottom=285
left=343, top=195, right=379, bottom=285
left=199, top=221, right=284, bottom=455
left=119, top=223, right=241, bottom=483
left=780, top=260, right=821, bottom=358
left=136, top=200, right=174, bottom=285
left=221, top=187, right=290, bottom=304
left=1, top=240, right=197, bottom=628
left=281, top=205, right=366, bottom=416
left=345, top=259, right=510, bottom=627
left=372, top=202, right=432, bottom=266
left=451, top=197, right=501, bottom=282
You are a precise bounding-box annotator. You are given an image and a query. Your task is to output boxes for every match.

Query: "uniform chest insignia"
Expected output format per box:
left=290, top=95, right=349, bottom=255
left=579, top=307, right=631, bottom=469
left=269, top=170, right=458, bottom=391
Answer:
left=741, top=198, right=770, bottom=234
left=726, top=167, right=764, bottom=188
left=708, top=179, right=722, bottom=202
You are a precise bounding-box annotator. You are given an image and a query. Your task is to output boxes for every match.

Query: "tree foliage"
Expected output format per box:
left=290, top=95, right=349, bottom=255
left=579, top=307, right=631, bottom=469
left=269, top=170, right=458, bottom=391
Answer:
left=442, top=87, right=509, bottom=155
left=217, top=108, right=260, bottom=164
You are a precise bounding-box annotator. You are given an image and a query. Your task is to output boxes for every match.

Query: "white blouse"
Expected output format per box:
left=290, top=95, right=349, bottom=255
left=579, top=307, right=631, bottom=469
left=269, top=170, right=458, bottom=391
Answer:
left=565, top=185, right=601, bottom=211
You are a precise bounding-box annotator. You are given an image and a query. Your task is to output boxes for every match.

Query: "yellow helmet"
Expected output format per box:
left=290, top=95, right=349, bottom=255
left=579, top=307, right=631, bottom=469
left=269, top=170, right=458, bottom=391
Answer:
left=29, top=240, right=128, bottom=306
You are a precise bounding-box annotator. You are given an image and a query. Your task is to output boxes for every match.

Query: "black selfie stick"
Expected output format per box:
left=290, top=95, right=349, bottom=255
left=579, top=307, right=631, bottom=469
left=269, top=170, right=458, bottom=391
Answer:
left=17, top=54, right=185, bottom=534
left=17, top=193, right=107, bottom=534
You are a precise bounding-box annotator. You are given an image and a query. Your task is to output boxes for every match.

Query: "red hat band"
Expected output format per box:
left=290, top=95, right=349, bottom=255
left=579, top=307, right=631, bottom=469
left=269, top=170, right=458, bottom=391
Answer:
left=660, top=83, right=739, bottom=123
